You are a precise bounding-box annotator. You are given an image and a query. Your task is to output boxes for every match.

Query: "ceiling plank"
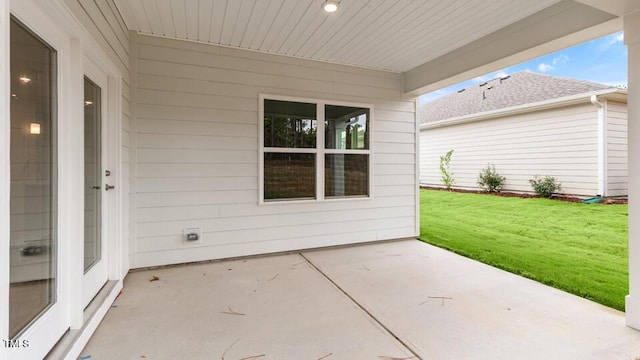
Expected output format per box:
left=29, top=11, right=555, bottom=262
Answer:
left=169, top=0, right=187, bottom=39
left=313, top=1, right=400, bottom=59
left=140, top=0, right=165, bottom=35
left=277, top=0, right=317, bottom=54
left=299, top=0, right=371, bottom=59
left=156, top=0, right=177, bottom=38
left=269, top=0, right=314, bottom=53
left=209, top=0, right=228, bottom=44
left=112, top=0, right=139, bottom=33
left=239, top=0, right=271, bottom=48
left=121, top=0, right=152, bottom=33
left=219, top=0, right=243, bottom=45
left=183, top=0, right=197, bottom=40
left=197, top=0, right=213, bottom=42
left=280, top=0, right=328, bottom=55
left=259, top=0, right=311, bottom=52
left=322, top=0, right=403, bottom=64
left=248, top=0, right=285, bottom=50
left=229, top=0, right=256, bottom=47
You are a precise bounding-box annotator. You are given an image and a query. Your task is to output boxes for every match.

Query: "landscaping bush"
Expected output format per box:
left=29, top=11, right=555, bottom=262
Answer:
left=477, top=164, right=505, bottom=192
left=439, top=150, right=455, bottom=190
left=529, top=175, right=561, bottom=198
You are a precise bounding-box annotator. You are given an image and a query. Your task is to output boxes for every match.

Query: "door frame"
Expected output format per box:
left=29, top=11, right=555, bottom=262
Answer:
left=1, top=0, right=124, bottom=359
left=81, top=46, right=123, bottom=310
left=2, top=1, right=75, bottom=359
left=79, top=18, right=124, bottom=318
left=0, top=0, right=12, bottom=353
left=81, top=57, right=110, bottom=309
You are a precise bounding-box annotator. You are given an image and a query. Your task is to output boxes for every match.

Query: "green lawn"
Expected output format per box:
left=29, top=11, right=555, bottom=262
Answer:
left=419, top=189, right=629, bottom=311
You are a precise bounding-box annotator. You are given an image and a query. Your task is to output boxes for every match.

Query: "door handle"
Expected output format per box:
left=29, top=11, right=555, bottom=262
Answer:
left=92, top=186, right=101, bottom=190
left=105, top=184, right=115, bottom=191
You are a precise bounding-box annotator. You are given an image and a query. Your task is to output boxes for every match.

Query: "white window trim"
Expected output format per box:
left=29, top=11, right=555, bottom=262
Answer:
left=258, top=93, right=374, bottom=205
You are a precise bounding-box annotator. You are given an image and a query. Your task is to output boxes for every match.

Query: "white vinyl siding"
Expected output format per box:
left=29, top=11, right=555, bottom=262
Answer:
left=132, top=34, right=416, bottom=268
left=607, top=101, right=628, bottom=196
left=420, top=103, right=600, bottom=196
left=63, top=0, right=131, bottom=272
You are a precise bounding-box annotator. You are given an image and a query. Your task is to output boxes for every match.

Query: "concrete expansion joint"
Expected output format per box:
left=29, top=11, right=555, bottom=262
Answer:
left=298, top=252, right=422, bottom=360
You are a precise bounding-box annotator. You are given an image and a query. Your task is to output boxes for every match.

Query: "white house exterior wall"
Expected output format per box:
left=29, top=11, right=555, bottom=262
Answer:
left=131, top=34, right=417, bottom=268
left=607, top=100, right=628, bottom=196
left=420, top=103, right=601, bottom=196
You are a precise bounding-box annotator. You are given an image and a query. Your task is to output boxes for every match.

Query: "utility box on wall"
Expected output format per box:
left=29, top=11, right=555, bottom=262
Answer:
left=183, top=228, right=203, bottom=244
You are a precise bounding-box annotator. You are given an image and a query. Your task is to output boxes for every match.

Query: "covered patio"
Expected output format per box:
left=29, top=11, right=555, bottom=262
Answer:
left=79, top=240, right=640, bottom=359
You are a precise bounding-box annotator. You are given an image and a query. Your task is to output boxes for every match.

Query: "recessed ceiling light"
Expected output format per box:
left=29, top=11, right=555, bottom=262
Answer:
left=19, top=76, right=31, bottom=84
left=322, top=0, right=339, bottom=13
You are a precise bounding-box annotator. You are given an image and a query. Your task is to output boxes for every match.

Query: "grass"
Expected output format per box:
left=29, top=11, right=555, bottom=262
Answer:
left=419, top=189, right=629, bottom=311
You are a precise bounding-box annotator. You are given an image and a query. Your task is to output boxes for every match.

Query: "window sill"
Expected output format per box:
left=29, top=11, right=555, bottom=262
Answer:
left=259, top=196, right=372, bottom=205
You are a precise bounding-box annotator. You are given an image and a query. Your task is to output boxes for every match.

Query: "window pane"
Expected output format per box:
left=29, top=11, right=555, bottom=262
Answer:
left=325, top=105, right=369, bottom=150
left=325, top=154, right=369, bottom=197
left=264, top=99, right=316, bottom=148
left=264, top=153, right=316, bottom=200
left=9, top=17, right=57, bottom=338
left=84, top=77, right=102, bottom=273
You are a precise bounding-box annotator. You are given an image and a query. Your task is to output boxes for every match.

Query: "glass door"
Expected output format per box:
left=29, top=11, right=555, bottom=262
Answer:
left=8, top=16, right=58, bottom=339
left=84, top=77, right=101, bottom=274
left=82, top=68, right=108, bottom=308
left=6, top=3, right=119, bottom=357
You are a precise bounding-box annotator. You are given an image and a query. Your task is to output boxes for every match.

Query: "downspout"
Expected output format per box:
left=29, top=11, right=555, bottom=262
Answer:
left=591, top=95, right=607, bottom=197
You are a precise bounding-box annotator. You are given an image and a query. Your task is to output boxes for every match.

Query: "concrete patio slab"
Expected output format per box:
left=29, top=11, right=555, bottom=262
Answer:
left=79, top=253, right=414, bottom=359
left=303, top=239, right=640, bottom=359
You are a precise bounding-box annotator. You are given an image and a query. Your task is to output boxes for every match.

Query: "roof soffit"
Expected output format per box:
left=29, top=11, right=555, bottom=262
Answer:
left=113, top=0, right=562, bottom=73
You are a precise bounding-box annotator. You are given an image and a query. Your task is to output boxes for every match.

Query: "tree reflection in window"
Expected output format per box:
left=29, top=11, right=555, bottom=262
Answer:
left=264, top=99, right=316, bottom=148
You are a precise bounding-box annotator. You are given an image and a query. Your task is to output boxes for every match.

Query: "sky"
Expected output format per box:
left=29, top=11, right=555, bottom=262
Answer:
left=418, top=31, right=627, bottom=105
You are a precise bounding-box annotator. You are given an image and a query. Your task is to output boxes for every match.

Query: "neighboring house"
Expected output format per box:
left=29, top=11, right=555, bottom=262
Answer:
left=419, top=71, right=628, bottom=197
left=3, top=1, right=640, bottom=359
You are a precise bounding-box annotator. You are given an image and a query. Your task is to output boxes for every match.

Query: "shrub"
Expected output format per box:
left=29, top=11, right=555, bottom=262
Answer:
left=529, top=175, right=561, bottom=198
left=477, top=164, right=505, bottom=192
left=439, top=150, right=454, bottom=190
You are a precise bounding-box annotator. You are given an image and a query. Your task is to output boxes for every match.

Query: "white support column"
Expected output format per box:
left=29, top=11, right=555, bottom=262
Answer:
left=625, top=9, right=640, bottom=330
left=592, top=95, right=607, bottom=197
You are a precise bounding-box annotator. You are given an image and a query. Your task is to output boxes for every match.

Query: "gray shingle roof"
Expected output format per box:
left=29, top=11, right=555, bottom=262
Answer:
left=420, top=71, right=613, bottom=123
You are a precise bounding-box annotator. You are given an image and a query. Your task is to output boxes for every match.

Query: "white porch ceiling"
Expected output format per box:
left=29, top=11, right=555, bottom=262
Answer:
left=113, top=0, right=565, bottom=73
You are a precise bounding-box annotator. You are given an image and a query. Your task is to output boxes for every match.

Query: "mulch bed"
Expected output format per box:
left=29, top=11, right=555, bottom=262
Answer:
left=420, top=186, right=628, bottom=204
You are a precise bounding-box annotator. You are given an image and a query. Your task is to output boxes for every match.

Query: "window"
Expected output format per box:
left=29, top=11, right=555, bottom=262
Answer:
left=324, top=105, right=370, bottom=198
left=260, top=95, right=372, bottom=202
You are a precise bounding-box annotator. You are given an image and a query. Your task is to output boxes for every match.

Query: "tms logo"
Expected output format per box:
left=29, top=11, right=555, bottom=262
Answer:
left=2, top=339, right=30, bottom=348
